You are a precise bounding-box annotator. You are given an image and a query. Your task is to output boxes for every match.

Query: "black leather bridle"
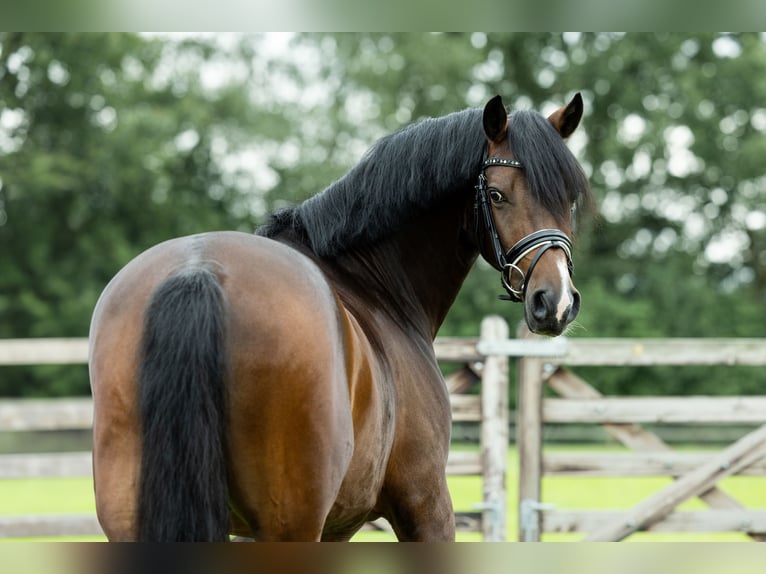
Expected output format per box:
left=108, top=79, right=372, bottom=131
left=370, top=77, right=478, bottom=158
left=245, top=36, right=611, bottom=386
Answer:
left=474, top=154, right=574, bottom=302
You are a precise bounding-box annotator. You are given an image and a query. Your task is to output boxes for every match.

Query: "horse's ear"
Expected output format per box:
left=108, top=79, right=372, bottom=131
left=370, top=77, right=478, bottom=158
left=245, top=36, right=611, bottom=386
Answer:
left=548, top=92, right=583, bottom=139
left=483, top=95, right=508, bottom=144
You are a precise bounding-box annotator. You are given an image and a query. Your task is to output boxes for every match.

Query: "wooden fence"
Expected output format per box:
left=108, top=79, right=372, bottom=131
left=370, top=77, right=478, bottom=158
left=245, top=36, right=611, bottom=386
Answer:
left=0, top=316, right=510, bottom=541
left=512, top=326, right=766, bottom=542
left=8, top=323, right=765, bottom=542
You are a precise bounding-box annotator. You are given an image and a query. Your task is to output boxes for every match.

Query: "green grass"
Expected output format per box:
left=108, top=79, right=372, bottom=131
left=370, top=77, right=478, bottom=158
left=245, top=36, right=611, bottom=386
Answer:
left=0, top=478, right=96, bottom=515
left=2, top=445, right=765, bottom=542
left=0, top=477, right=103, bottom=542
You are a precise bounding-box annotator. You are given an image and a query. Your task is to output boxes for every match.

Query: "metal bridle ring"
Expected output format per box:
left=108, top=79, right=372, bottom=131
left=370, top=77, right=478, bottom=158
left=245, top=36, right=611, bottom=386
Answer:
left=501, top=262, right=525, bottom=302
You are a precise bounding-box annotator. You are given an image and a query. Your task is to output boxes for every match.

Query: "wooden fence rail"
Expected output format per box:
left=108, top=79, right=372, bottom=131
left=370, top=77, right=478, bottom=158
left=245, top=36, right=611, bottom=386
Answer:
left=6, top=327, right=765, bottom=542
left=0, top=316, right=510, bottom=541
left=514, top=327, right=766, bottom=542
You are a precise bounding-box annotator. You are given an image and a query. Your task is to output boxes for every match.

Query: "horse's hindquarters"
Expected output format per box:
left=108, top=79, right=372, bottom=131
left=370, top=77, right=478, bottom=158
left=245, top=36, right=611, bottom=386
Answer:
left=89, top=231, right=362, bottom=540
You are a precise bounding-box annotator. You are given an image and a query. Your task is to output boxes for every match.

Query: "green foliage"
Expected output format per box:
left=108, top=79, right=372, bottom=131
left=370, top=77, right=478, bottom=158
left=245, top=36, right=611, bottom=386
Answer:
left=1, top=33, right=765, bottom=398
left=0, top=33, right=257, bottom=395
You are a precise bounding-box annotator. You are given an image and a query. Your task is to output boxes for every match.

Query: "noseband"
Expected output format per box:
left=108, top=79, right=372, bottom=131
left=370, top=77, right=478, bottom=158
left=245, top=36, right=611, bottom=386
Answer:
left=474, top=155, right=574, bottom=303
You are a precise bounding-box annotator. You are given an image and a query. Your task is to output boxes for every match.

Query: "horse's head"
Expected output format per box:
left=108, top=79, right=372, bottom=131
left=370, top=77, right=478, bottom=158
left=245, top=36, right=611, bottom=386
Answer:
left=477, top=93, right=589, bottom=337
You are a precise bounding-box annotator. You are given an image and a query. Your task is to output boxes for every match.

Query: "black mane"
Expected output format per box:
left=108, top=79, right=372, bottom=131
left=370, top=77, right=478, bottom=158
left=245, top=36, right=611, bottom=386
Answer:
left=257, top=105, right=591, bottom=257
left=508, top=110, right=592, bottom=224
left=258, top=108, right=485, bottom=257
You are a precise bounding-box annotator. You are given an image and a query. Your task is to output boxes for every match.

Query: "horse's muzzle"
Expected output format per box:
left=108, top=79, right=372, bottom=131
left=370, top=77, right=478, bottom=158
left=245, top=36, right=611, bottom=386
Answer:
left=525, top=284, right=580, bottom=337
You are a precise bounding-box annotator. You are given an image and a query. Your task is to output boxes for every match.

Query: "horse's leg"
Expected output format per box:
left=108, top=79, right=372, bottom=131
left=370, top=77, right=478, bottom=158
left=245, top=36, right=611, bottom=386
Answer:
left=379, top=414, right=456, bottom=541
left=224, top=287, right=355, bottom=541
left=382, top=469, right=456, bottom=541
left=380, top=360, right=456, bottom=541
left=90, top=322, right=142, bottom=541
left=226, top=369, right=355, bottom=541
left=92, top=407, right=140, bottom=541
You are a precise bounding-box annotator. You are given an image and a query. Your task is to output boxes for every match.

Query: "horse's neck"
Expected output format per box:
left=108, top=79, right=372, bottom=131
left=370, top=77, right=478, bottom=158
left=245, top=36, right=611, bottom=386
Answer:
left=398, top=196, right=479, bottom=336
left=329, top=193, right=478, bottom=340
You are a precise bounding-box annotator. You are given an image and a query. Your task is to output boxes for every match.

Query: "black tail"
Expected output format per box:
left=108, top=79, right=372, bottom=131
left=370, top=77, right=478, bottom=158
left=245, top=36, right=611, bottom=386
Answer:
left=136, top=267, right=229, bottom=541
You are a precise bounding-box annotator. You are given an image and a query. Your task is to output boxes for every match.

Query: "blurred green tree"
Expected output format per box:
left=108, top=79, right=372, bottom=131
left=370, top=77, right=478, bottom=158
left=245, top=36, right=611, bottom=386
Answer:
left=276, top=33, right=766, bottom=399
left=2, top=32, right=765, bottom=399
left=0, top=33, right=263, bottom=395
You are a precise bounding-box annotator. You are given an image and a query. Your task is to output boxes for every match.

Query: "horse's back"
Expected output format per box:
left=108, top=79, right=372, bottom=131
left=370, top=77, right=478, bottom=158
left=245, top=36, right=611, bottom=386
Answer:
left=89, top=231, right=378, bottom=540
left=90, top=231, right=347, bottom=407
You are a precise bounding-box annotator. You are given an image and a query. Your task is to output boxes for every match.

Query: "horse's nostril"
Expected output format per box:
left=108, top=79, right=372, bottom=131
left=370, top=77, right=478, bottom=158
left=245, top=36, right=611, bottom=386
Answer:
left=570, top=290, right=581, bottom=321
left=531, top=289, right=550, bottom=321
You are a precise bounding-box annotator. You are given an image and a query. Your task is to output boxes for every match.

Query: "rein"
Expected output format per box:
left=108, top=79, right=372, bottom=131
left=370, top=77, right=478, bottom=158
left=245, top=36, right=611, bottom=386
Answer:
left=474, top=155, right=574, bottom=303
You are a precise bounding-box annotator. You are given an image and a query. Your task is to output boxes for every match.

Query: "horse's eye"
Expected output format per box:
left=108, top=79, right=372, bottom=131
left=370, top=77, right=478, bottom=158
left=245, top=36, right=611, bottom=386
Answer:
left=489, top=189, right=506, bottom=204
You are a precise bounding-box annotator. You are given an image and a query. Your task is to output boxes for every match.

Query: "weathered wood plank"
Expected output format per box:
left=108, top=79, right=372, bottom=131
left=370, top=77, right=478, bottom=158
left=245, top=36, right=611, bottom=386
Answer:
left=446, top=450, right=482, bottom=476
left=477, top=337, right=569, bottom=357
left=444, top=367, right=480, bottom=394
left=546, top=369, right=672, bottom=450
left=0, top=336, right=484, bottom=366
left=516, top=326, right=545, bottom=541
left=0, top=452, right=92, bottom=479
left=0, top=398, right=93, bottom=431
left=479, top=316, right=509, bottom=542
left=432, top=338, right=482, bottom=362
left=543, top=396, right=766, bottom=424
left=449, top=394, right=481, bottom=422
left=1, top=450, right=482, bottom=480
left=544, top=509, right=766, bottom=534
left=4, top=336, right=766, bottom=367
left=543, top=451, right=766, bottom=477
left=0, top=339, right=90, bottom=365
left=584, top=423, right=766, bottom=541
left=559, top=338, right=766, bottom=367
left=362, top=512, right=483, bottom=534
left=467, top=337, right=766, bottom=366
left=0, top=515, right=103, bottom=538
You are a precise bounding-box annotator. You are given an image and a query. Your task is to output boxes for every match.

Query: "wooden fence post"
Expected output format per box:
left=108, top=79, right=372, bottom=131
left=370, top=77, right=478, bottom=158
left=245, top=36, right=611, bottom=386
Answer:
left=516, top=323, right=546, bottom=541
left=479, top=315, right=509, bottom=541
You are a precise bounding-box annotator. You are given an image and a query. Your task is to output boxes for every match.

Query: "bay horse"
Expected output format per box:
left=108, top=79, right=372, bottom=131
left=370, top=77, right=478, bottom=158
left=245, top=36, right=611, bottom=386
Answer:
left=88, top=93, right=591, bottom=541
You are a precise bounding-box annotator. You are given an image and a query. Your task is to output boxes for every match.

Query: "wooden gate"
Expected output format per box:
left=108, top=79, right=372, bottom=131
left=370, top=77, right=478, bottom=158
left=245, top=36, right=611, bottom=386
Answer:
left=511, top=326, right=766, bottom=541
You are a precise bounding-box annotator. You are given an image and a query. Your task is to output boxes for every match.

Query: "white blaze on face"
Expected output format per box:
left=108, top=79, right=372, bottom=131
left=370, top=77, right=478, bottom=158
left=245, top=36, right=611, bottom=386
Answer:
left=554, top=256, right=573, bottom=323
